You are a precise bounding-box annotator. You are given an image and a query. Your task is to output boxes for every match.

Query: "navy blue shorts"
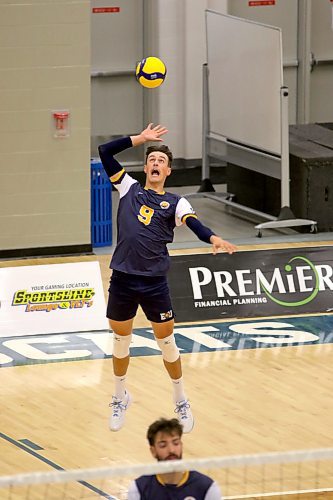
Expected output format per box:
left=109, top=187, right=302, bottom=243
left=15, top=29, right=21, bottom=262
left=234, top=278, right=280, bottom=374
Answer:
left=107, top=270, right=174, bottom=323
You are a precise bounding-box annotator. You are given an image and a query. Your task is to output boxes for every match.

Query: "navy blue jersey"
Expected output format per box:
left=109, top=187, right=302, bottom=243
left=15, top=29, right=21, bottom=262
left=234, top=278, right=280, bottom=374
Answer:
left=111, top=172, right=195, bottom=276
left=98, top=136, right=202, bottom=276
left=129, top=470, right=220, bottom=500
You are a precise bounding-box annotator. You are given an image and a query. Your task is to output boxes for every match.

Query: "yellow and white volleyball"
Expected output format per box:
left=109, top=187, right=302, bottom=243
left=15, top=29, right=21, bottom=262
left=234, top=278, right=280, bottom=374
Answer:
left=135, top=56, right=167, bottom=89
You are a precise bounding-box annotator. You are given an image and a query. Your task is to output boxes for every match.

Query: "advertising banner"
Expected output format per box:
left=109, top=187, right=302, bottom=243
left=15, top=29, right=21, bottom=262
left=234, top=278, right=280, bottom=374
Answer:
left=168, top=246, right=333, bottom=322
left=0, top=262, right=108, bottom=337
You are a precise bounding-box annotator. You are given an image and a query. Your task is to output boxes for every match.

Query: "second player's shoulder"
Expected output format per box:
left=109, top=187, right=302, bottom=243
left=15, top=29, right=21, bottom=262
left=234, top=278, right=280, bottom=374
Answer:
left=127, top=479, right=141, bottom=500
left=189, top=470, right=212, bottom=481
left=188, top=472, right=222, bottom=499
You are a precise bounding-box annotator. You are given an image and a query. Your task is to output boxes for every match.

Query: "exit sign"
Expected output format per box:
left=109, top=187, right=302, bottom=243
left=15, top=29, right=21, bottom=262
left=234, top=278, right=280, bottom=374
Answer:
left=249, top=1, right=275, bottom=5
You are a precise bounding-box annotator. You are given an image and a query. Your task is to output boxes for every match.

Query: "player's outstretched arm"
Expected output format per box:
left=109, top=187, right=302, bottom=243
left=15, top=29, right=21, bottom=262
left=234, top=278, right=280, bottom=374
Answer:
left=131, top=123, right=168, bottom=147
left=210, top=235, right=237, bottom=255
left=185, top=215, right=237, bottom=255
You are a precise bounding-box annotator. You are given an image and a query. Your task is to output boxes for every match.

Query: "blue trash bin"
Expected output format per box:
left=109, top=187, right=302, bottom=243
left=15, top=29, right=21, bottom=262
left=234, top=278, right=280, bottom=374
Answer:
left=91, top=159, right=112, bottom=247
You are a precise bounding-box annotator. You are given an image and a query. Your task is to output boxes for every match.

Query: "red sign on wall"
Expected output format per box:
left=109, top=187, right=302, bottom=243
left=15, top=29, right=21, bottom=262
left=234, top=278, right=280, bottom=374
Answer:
left=92, top=7, right=120, bottom=13
left=249, top=0, right=275, bottom=5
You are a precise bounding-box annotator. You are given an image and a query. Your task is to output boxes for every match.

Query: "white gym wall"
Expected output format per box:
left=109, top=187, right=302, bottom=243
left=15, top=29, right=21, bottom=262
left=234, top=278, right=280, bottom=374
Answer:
left=0, top=0, right=90, bottom=253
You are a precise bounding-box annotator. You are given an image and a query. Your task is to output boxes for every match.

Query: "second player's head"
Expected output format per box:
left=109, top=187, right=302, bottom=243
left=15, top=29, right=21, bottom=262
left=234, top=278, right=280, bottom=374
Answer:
left=147, top=418, right=183, bottom=462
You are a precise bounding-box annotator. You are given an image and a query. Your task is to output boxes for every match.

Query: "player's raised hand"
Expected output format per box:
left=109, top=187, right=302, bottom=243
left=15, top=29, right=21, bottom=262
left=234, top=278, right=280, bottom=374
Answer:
left=141, top=123, right=168, bottom=142
left=210, top=235, right=237, bottom=255
left=131, top=123, right=168, bottom=147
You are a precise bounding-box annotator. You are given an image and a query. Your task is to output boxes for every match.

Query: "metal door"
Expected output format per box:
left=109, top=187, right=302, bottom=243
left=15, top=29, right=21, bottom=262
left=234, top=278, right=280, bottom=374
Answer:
left=91, top=0, right=144, bottom=161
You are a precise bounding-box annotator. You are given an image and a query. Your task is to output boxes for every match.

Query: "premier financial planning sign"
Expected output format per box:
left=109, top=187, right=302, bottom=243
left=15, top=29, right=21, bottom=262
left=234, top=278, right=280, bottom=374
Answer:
left=168, top=246, right=333, bottom=321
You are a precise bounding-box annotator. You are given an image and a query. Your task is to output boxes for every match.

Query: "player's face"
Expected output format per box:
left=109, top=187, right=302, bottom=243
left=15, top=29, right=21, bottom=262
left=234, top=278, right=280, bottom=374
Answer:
left=144, top=152, right=171, bottom=187
left=150, top=431, right=183, bottom=462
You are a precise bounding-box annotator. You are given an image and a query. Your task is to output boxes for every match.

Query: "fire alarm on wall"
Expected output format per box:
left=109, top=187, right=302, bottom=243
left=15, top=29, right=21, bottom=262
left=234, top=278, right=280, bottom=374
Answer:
left=52, top=110, right=70, bottom=138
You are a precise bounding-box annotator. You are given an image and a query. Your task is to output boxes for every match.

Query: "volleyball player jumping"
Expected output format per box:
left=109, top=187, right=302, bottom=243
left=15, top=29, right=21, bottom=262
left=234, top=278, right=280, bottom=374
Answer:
left=98, top=123, right=237, bottom=433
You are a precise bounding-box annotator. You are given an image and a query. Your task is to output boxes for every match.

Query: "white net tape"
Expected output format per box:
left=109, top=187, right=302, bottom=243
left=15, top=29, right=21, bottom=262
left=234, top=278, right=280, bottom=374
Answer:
left=0, top=447, right=332, bottom=499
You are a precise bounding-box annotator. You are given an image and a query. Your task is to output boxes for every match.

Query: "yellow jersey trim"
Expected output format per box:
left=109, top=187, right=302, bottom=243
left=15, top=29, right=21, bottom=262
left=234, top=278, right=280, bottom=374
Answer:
left=144, top=187, right=166, bottom=195
left=182, top=213, right=198, bottom=223
left=156, top=471, right=189, bottom=487
left=111, top=168, right=125, bottom=183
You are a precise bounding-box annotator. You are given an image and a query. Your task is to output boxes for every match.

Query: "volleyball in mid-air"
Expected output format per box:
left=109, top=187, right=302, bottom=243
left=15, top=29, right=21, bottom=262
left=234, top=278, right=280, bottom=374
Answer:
left=135, top=56, right=167, bottom=89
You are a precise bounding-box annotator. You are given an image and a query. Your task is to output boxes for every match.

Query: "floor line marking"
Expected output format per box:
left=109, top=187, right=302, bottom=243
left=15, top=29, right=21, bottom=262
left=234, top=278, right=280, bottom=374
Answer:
left=0, top=432, right=116, bottom=499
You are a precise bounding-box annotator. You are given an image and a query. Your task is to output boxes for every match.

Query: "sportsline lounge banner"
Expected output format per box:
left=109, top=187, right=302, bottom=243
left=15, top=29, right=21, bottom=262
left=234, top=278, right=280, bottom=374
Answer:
left=0, top=262, right=108, bottom=337
left=168, top=246, right=333, bottom=322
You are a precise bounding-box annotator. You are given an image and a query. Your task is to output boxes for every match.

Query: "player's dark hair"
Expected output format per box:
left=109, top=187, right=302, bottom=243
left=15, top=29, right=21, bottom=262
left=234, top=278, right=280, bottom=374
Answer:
left=147, top=418, right=183, bottom=446
left=145, top=145, right=173, bottom=167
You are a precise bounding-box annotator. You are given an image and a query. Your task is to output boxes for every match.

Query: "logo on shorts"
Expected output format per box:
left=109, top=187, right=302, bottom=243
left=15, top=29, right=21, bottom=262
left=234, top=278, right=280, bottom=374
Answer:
left=160, top=309, right=173, bottom=321
left=160, top=201, right=170, bottom=209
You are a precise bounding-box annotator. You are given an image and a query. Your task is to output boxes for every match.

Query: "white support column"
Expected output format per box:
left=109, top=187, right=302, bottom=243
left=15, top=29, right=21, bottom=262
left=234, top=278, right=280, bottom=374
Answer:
left=151, top=0, right=209, bottom=161
left=280, top=86, right=290, bottom=208
left=154, top=0, right=186, bottom=159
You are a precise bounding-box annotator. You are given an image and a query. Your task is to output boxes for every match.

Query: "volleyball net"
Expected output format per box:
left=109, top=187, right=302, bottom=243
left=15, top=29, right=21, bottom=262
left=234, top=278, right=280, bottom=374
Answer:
left=0, top=447, right=332, bottom=500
